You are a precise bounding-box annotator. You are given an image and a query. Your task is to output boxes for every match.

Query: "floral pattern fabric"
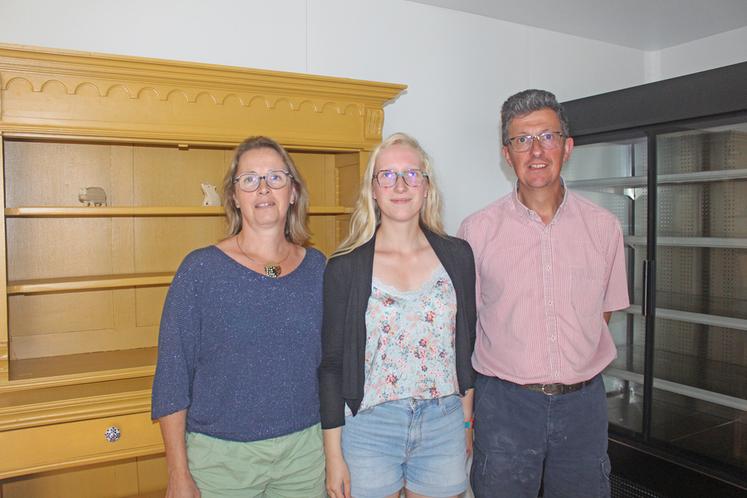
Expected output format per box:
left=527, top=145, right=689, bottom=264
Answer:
left=357, top=265, right=458, bottom=413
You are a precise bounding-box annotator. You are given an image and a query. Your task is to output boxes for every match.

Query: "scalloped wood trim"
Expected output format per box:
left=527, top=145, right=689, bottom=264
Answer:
left=0, top=44, right=406, bottom=148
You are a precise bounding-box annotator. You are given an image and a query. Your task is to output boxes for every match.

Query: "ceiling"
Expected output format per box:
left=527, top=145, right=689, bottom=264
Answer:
left=409, top=0, right=747, bottom=50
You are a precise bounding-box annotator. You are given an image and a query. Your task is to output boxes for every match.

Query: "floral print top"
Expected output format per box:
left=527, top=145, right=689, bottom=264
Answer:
left=355, top=265, right=458, bottom=413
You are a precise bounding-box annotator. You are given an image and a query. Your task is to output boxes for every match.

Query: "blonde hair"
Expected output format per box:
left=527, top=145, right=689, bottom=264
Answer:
left=222, top=136, right=311, bottom=245
left=333, top=132, right=445, bottom=257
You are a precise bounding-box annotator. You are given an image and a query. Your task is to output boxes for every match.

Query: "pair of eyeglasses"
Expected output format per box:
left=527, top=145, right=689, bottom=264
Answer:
left=507, top=131, right=565, bottom=152
left=373, top=169, right=429, bottom=188
left=233, top=170, right=293, bottom=192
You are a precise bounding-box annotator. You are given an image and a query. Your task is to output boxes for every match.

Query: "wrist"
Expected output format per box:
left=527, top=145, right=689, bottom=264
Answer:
left=464, top=418, right=473, bottom=429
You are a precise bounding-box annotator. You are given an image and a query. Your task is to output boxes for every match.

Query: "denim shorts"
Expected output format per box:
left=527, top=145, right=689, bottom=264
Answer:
left=342, top=395, right=467, bottom=498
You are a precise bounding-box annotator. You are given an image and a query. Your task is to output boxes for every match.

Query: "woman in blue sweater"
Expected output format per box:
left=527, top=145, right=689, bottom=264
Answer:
left=152, top=136, right=326, bottom=498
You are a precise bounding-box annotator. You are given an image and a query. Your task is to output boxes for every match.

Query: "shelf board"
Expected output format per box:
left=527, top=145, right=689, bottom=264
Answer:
left=624, top=236, right=747, bottom=249
left=566, top=167, right=747, bottom=189
left=309, top=206, right=354, bottom=215
left=605, top=367, right=747, bottom=412
left=5, top=206, right=224, bottom=217
left=0, top=377, right=154, bottom=430
left=604, top=368, right=747, bottom=411
left=2, top=348, right=157, bottom=393
left=4, top=205, right=354, bottom=217
left=625, top=304, right=747, bottom=331
left=607, top=346, right=747, bottom=410
left=8, top=272, right=174, bottom=295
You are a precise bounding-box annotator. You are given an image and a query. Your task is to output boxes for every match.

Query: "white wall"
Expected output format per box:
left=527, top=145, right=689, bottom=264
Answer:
left=0, top=0, right=310, bottom=72
left=0, top=0, right=649, bottom=232
left=650, top=25, right=747, bottom=81
left=309, top=0, right=647, bottom=230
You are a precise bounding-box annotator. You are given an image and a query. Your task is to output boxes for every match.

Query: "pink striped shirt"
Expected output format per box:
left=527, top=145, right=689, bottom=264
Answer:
left=457, top=186, right=630, bottom=384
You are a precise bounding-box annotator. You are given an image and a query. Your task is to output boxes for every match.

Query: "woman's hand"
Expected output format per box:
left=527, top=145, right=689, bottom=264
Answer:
left=465, top=425, right=474, bottom=457
left=323, top=427, right=351, bottom=498
left=165, top=470, right=201, bottom=498
left=462, top=388, right=475, bottom=457
left=325, top=454, right=352, bottom=498
left=159, top=411, right=200, bottom=498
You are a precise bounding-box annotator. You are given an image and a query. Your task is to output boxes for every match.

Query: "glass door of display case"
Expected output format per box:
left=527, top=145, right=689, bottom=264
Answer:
left=565, top=116, right=747, bottom=481
left=646, top=121, right=746, bottom=474
left=563, top=133, right=650, bottom=436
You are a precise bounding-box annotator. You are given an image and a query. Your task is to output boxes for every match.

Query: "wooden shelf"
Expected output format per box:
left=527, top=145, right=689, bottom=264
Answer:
left=8, top=273, right=174, bottom=295
left=308, top=206, right=354, bottom=215
left=4, top=205, right=354, bottom=217
left=5, top=206, right=224, bottom=217
left=3, top=348, right=158, bottom=393
left=0, top=377, right=154, bottom=430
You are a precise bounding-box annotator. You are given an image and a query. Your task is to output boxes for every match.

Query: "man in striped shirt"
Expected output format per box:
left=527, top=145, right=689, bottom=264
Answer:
left=458, top=89, right=629, bottom=498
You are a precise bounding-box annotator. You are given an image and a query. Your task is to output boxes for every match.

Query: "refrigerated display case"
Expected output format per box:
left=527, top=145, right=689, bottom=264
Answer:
left=563, top=62, right=747, bottom=498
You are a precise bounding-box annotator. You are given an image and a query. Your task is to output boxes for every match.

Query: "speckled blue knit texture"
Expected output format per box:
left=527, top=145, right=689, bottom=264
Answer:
left=151, top=245, right=325, bottom=442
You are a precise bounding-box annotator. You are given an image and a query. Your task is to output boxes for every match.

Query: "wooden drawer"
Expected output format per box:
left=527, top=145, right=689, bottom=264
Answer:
left=0, top=411, right=163, bottom=478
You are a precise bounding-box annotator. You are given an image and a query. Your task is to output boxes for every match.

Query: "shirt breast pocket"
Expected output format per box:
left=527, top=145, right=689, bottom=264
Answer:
left=570, top=268, right=605, bottom=318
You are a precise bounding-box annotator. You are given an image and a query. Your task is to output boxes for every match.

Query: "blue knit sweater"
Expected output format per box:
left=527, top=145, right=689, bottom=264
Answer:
left=151, top=245, right=325, bottom=442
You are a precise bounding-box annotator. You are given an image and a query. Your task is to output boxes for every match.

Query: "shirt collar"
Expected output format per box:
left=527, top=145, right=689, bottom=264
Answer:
left=511, top=177, right=569, bottom=225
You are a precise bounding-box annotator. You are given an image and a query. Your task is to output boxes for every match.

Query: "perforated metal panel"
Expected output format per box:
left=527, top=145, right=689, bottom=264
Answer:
left=655, top=131, right=747, bottom=365
left=611, top=474, right=666, bottom=498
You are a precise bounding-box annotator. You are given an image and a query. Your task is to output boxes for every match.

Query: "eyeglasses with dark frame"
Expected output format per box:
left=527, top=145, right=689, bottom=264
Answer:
left=507, top=131, right=565, bottom=152
left=233, top=170, right=294, bottom=192
left=373, top=168, right=429, bottom=188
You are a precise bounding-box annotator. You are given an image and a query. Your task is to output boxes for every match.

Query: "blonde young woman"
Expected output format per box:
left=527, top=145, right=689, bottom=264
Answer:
left=319, top=133, right=477, bottom=498
left=152, top=136, right=326, bottom=498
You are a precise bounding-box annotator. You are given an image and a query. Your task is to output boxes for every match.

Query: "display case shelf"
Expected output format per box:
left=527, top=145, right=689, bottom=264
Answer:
left=607, top=346, right=747, bottom=409
left=606, top=368, right=747, bottom=412
left=565, top=167, right=747, bottom=190
left=626, top=304, right=747, bottom=332
left=629, top=288, right=747, bottom=320
left=624, top=236, right=747, bottom=249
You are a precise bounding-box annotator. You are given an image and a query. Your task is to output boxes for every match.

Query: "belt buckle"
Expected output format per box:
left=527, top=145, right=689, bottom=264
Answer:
left=541, top=384, right=555, bottom=395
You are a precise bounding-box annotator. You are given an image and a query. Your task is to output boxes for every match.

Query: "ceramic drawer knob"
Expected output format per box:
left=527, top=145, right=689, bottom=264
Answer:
left=104, top=426, right=121, bottom=443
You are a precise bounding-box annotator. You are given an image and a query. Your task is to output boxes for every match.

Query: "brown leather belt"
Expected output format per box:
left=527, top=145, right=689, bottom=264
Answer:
left=520, top=379, right=593, bottom=395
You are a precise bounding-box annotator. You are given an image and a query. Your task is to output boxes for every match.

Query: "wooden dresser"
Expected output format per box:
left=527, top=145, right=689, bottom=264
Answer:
left=0, top=44, right=404, bottom=497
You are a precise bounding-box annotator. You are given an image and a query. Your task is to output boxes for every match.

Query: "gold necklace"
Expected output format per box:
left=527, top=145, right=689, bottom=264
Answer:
left=235, top=237, right=292, bottom=278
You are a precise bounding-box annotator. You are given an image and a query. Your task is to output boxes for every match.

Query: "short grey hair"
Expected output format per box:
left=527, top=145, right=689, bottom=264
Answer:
left=500, top=89, right=570, bottom=145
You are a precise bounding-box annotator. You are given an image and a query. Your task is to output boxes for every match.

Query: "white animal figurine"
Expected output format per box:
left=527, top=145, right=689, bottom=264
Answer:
left=201, top=183, right=221, bottom=206
left=78, top=186, right=107, bottom=206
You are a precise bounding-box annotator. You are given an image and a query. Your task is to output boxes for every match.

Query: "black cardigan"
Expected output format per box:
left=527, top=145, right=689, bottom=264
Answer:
left=319, top=227, right=477, bottom=429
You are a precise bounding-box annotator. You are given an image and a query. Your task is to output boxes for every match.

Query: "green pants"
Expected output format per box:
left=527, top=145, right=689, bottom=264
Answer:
left=186, top=424, right=325, bottom=498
